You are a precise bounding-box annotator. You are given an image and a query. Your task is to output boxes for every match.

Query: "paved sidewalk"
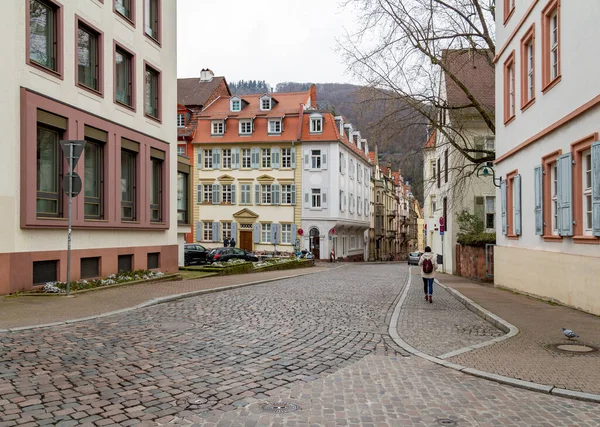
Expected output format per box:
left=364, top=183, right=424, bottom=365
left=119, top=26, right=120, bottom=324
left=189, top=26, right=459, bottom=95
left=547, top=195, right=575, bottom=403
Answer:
left=400, top=268, right=600, bottom=396
left=0, top=267, right=327, bottom=330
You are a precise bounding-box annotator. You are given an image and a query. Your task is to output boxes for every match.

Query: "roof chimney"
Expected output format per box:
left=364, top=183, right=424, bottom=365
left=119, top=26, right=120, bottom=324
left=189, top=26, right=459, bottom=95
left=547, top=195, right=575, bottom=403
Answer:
left=200, top=68, right=214, bottom=82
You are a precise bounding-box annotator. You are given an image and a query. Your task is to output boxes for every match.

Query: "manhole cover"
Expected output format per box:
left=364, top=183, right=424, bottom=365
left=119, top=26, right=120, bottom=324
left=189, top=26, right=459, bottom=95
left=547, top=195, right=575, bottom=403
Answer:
left=260, top=401, right=301, bottom=414
left=437, top=419, right=457, bottom=426
left=556, top=344, right=595, bottom=353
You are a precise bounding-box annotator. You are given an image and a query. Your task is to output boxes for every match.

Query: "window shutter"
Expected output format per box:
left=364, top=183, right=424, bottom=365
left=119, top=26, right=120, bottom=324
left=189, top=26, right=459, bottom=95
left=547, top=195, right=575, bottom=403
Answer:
left=196, top=221, right=202, bottom=241
left=213, top=148, right=221, bottom=169
left=272, top=147, right=280, bottom=169
left=290, top=184, right=296, bottom=205
left=304, top=191, right=309, bottom=208
left=271, top=223, right=278, bottom=244
left=534, top=165, right=543, bottom=235
left=212, top=184, right=220, bottom=204
left=231, top=184, right=236, bottom=204
left=197, top=150, right=202, bottom=169
left=291, top=150, right=296, bottom=169
left=501, top=179, right=507, bottom=235
left=514, top=174, right=522, bottom=236
left=255, top=184, right=260, bottom=205
left=212, top=222, right=219, bottom=242
left=474, top=196, right=485, bottom=226
left=253, top=222, right=260, bottom=243
left=232, top=148, right=240, bottom=169
left=322, top=189, right=328, bottom=209
left=231, top=222, right=237, bottom=241
left=272, top=184, right=280, bottom=205
left=251, top=148, right=259, bottom=169
left=322, top=152, right=328, bottom=170
left=444, top=149, right=449, bottom=183
left=291, top=224, right=297, bottom=242
left=593, top=142, right=600, bottom=237
left=557, top=153, right=573, bottom=236
left=304, top=150, right=309, bottom=170
left=197, top=184, right=202, bottom=204
left=437, top=158, right=441, bottom=188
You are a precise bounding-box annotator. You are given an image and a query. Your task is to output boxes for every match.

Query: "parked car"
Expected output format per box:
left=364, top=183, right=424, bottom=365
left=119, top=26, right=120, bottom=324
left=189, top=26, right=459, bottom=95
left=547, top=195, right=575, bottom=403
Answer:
left=206, top=247, right=259, bottom=264
left=408, top=251, right=423, bottom=266
left=184, top=244, right=208, bottom=266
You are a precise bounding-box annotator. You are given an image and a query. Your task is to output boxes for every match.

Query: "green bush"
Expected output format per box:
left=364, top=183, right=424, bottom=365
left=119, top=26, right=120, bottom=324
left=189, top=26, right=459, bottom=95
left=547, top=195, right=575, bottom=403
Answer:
left=457, top=232, right=496, bottom=247
left=196, top=262, right=254, bottom=276
left=253, top=259, right=313, bottom=272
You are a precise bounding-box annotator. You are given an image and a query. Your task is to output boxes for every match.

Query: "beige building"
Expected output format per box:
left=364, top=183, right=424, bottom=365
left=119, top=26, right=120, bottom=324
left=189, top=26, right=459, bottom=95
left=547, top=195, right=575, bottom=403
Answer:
left=0, top=0, right=179, bottom=294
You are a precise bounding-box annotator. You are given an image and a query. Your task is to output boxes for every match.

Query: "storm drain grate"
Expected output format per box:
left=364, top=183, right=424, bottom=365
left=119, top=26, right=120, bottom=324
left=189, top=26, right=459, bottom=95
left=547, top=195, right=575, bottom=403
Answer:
left=437, top=419, right=457, bottom=426
left=260, top=401, right=301, bottom=414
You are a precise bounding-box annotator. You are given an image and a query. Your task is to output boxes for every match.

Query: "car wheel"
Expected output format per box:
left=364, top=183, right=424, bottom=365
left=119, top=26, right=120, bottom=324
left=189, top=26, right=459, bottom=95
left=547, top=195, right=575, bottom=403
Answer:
left=184, top=255, right=191, bottom=266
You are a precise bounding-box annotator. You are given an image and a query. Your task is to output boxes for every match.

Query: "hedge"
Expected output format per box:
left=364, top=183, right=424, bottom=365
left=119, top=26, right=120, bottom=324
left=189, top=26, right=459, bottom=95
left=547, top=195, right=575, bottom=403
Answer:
left=457, top=232, right=496, bottom=247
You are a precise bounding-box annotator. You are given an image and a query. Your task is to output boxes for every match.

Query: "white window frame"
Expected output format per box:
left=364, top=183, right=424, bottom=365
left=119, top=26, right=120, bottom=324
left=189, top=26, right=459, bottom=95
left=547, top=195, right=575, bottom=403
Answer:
left=222, top=222, right=232, bottom=240
left=583, top=150, right=593, bottom=235
left=261, top=184, right=272, bottom=204
left=311, top=188, right=321, bottom=209
left=509, top=64, right=515, bottom=117
left=550, top=11, right=559, bottom=80
left=281, top=148, right=292, bottom=168
left=230, top=98, right=241, bottom=112
left=281, top=184, right=293, bottom=204
left=203, top=221, right=213, bottom=241
left=222, top=184, right=232, bottom=204
left=340, top=190, right=344, bottom=211
left=222, top=149, right=232, bottom=169
left=261, top=223, right=271, bottom=243
left=311, top=149, right=322, bottom=170
left=240, top=183, right=251, bottom=204
left=177, top=145, right=185, bottom=156
left=430, top=195, right=436, bottom=216
left=242, top=148, right=251, bottom=169
left=177, top=113, right=185, bottom=127
left=261, top=148, right=272, bottom=168
left=339, top=153, right=344, bottom=174
left=281, top=223, right=292, bottom=244
left=203, top=184, right=213, bottom=203
left=431, top=160, right=437, bottom=181
left=527, top=41, right=534, bottom=101
left=261, top=97, right=271, bottom=111
left=485, top=196, right=496, bottom=231
left=310, top=116, right=323, bottom=133
left=239, top=120, right=252, bottom=135
left=349, top=159, right=354, bottom=179
left=203, top=149, right=213, bottom=169
left=268, top=119, right=281, bottom=134
left=211, top=120, right=224, bottom=135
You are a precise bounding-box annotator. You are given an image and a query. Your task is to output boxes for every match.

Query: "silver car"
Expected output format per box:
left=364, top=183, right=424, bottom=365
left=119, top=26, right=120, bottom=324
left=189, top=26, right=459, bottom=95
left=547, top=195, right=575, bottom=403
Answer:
left=408, top=251, right=423, bottom=265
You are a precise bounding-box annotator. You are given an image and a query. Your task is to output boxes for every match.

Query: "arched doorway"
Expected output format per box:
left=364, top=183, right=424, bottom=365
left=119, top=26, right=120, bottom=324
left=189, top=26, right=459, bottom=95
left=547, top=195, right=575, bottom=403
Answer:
left=309, top=228, right=320, bottom=259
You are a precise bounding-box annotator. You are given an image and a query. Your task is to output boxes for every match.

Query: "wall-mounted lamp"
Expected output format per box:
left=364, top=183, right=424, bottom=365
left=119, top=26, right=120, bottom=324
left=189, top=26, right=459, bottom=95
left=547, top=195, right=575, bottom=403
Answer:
left=476, top=163, right=503, bottom=188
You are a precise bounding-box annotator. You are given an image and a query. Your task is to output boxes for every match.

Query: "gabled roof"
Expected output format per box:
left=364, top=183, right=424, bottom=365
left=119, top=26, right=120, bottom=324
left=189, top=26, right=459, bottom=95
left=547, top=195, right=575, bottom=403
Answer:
left=177, top=76, right=230, bottom=107
left=442, top=49, right=495, bottom=115
left=424, top=129, right=436, bottom=148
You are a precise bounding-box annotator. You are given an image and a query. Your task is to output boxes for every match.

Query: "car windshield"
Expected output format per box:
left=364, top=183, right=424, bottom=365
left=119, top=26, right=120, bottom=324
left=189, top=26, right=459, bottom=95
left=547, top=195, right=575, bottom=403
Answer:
left=410, top=252, right=421, bottom=257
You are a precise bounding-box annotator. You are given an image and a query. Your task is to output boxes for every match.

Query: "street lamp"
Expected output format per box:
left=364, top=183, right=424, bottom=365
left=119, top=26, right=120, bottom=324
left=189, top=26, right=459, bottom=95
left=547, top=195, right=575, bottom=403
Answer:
left=476, top=162, right=502, bottom=188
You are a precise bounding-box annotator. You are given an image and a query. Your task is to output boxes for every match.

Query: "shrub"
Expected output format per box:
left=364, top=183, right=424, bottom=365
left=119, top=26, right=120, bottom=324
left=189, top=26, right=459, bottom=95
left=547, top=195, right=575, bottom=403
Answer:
left=457, top=232, right=496, bottom=247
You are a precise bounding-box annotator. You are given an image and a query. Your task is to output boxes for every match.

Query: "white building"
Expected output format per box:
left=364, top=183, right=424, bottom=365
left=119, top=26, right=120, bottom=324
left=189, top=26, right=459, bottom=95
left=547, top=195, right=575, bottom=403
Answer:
left=300, top=115, right=371, bottom=261
left=495, top=1, right=600, bottom=315
left=0, top=0, right=178, bottom=294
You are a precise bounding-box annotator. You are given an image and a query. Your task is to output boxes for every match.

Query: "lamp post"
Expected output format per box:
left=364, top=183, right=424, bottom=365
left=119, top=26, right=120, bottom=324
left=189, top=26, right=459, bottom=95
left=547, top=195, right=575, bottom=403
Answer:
left=476, top=163, right=503, bottom=188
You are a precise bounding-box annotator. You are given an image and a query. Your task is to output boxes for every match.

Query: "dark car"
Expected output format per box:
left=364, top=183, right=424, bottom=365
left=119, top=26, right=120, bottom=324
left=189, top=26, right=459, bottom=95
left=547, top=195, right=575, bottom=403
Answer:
left=184, top=244, right=208, bottom=266
left=408, top=251, right=423, bottom=266
left=206, top=247, right=259, bottom=264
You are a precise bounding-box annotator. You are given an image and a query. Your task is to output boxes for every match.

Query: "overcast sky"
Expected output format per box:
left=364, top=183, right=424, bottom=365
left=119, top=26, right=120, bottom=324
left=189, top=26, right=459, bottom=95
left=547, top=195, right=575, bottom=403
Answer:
left=176, top=0, right=361, bottom=86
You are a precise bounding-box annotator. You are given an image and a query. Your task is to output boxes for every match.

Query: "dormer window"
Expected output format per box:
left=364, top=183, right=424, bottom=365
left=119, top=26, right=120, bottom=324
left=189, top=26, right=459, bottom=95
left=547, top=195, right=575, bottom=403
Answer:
left=239, top=119, right=252, bottom=135
left=261, top=97, right=271, bottom=110
left=230, top=97, right=241, bottom=112
left=310, top=113, right=323, bottom=133
left=177, top=113, right=185, bottom=127
left=211, top=120, right=224, bottom=135
left=268, top=119, right=282, bottom=134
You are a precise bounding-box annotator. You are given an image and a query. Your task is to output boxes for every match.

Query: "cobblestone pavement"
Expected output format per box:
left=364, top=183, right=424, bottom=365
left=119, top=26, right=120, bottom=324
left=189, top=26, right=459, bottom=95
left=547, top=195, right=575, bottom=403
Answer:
left=396, top=271, right=503, bottom=357
left=438, top=274, right=600, bottom=395
left=0, top=265, right=406, bottom=426
left=163, top=355, right=600, bottom=426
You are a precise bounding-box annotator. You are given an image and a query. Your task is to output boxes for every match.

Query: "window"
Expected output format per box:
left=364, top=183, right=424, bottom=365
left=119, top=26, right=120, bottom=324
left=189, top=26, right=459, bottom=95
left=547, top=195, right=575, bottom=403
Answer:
left=240, top=184, right=251, bottom=204
left=340, top=153, right=344, bottom=174
left=444, top=149, right=449, bottom=183
left=437, top=158, right=441, bottom=188
left=310, top=116, right=323, bottom=133
left=242, top=149, right=251, bottom=168
left=261, top=148, right=271, bottom=168
left=504, top=0, right=515, bottom=23
left=144, top=65, right=160, bottom=119
left=261, top=98, right=271, bottom=110
left=311, top=188, right=321, bottom=208
left=77, top=21, right=101, bottom=92
left=365, top=199, right=369, bottom=216
left=177, top=171, right=188, bottom=224
left=504, top=51, right=516, bottom=123
left=281, top=184, right=294, bottom=204
left=115, top=0, right=133, bottom=21
left=84, top=138, right=104, bottom=219
left=340, top=190, right=344, bottom=211
left=430, top=195, right=436, bottom=216
left=115, top=46, right=133, bottom=108
left=203, top=149, right=213, bottom=169
left=261, top=223, right=271, bottom=243
left=118, top=254, right=133, bottom=273
left=222, top=222, right=232, bottom=240
left=281, top=148, right=292, bottom=168
left=33, top=260, right=58, bottom=285
left=36, top=125, right=62, bottom=217
left=177, top=145, right=185, bottom=156
left=281, top=224, right=292, bottom=244
left=240, top=120, right=252, bottom=135
left=358, top=196, right=362, bottom=215
left=261, top=184, right=272, bottom=204
left=268, top=120, right=281, bottom=134
left=222, top=184, right=232, bottom=204
left=29, top=0, right=60, bottom=73
left=203, top=221, right=213, bottom=241
left=551, top=163, right=558, bottom=233
left=177, top=113, right=185, bottom=127
left=150, top=157, right=162, bottom=222
left=212, top=121, right=224, bottom=135
left=202, top=184, right=213, bottom=203
left=431, top=160, right=437, bottom=181
left=222, top=149, right=232, bottom=169
left=349, top=159, right=354, bottom=179
left=542, top=0, right=560, bottom=90
left=357, top=164, right=361, bottom=182
left=121, top=148, right=136, bottom=221
left=147, top=252, right=160, bottom=269
left=80, top=257, right=100, bottom=279
left=231, top=99, right=241, bottom=112
left=144, top=0, right=160, bottom=42
left=311, top=150, right=321, bottom=169
left=584, top=151, right=593, bottom=233
left=520, top=25, right=535, bottom=108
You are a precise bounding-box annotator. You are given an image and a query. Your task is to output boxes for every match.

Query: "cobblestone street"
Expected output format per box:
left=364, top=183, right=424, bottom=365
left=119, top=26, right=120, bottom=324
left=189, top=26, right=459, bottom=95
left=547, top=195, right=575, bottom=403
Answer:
left=1, top=264, right=600, bottom=426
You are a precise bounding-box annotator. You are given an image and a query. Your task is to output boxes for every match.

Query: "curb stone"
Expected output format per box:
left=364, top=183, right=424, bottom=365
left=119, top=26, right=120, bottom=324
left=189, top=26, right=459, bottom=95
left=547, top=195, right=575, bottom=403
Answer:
left=389, top=268, right=600, bottom=404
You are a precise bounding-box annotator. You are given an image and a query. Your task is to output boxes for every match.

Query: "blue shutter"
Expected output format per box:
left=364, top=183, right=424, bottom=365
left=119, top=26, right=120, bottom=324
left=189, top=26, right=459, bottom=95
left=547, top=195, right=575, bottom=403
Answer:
left=212, top=222, right=218, bottom=242
left=321, top=151, right=328, bottom=170
left=232, top=148, right=240, bottom=169
left=231, top=222, right=237, bottom=242
left=593, top=142, right=600, bottom=237
left=272, top=184, right=280, bottom=205
left=272, top=147, right=280, bottom=169
left=212, top=184, right=219, bottom=204
left=291, top=224, right=297, bottom=243
left=231, top=184, right=236, bottom=204
left=557, top=153, right=573, bottom=236
left=291, top=150, right=296, bottom=169
left=304, top=191, right=310, bottom=208
left=271, top=223, right=277, bottom=244
left=197, top=150, right=202, bottom=169
left=501, top=179, right=507, bottom=235
left=251, top=148, right=259, bottom=169
left=255, top=184, right=260, bottom=205
left=196, top=221, right=202, bottom=241
left=304, top=150, right=309, bottom=170
left=513, top=174, right=522, bottom=236
left=291, top=184, right=296, bottom=205
left=197, top=184, right=202, bottom=204
left=253, top=223, right=260, bottom=243
left=213, top=148, right=221, bottom=169
left=534, top=165, right=543, bottom=235
left=322, top=189, right=328, bottom=209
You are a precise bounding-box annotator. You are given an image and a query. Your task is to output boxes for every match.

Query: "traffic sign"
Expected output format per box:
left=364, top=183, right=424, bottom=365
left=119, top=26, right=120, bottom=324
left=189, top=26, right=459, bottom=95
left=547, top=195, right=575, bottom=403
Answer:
left=59, top=140, right=87, bottom=171
left=440, top=231, right=445, bottom=236
left=62, top=172, right=82, bottom=196
left=439, top=216, right=445, bottom=226
left=440, top=225, right=445, bottom=233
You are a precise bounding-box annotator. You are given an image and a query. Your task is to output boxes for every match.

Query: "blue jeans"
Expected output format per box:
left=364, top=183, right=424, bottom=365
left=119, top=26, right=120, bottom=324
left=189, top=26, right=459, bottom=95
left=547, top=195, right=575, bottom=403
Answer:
left=422, top=278, right=434, bottom=295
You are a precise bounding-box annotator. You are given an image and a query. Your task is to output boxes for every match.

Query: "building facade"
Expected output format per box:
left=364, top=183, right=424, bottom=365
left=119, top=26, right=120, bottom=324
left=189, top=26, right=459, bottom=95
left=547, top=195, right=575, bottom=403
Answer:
left=0, top=0, right=178, bottom=294
left=495, top=1, right=600, bottom=315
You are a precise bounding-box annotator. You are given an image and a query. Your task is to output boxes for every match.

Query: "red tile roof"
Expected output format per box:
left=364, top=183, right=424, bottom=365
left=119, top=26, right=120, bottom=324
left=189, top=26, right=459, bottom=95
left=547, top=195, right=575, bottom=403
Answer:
left=368, top=151, right=376, bottom=163
left=424, top=129, right=436, bottom=148
left=177, top=76, right=230, bottom=107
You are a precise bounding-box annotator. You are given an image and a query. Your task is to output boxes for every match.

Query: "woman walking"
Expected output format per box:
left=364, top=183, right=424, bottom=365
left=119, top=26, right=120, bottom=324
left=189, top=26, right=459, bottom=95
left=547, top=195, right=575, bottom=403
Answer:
left=418, top=246, right=438, bottom=303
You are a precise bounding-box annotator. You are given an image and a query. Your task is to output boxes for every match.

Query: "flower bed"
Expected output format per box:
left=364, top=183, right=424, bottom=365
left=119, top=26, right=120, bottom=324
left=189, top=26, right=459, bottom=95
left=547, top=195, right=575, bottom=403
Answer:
left=194, top=259, right=254, bottom=276
left=252, top=258, right=313, bottom=272
left=42, top=270, right=168, bottom=293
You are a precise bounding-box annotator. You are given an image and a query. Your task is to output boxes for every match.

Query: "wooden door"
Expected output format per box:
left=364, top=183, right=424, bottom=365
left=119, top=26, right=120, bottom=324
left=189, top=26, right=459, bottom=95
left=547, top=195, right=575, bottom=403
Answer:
left=240, top=231, right=253, bottom=252
left=310, top=228, right=320, bottom=259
